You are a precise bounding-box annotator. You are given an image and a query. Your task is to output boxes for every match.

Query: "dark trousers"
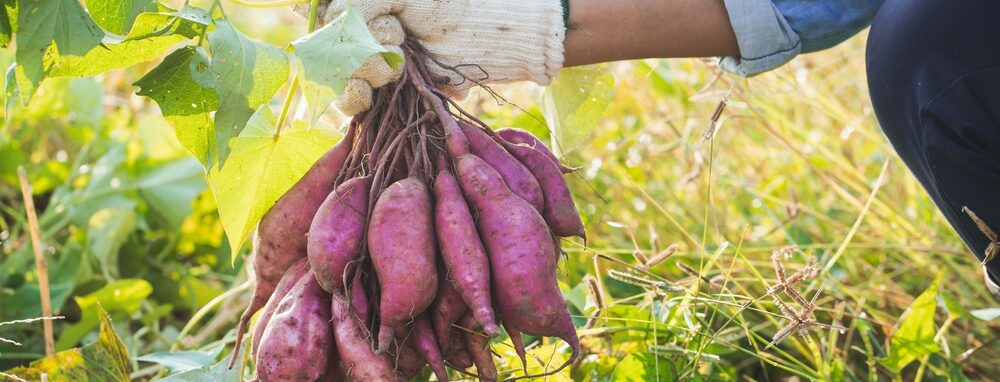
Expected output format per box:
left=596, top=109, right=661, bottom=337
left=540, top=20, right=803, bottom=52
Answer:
left=866, top=0, right=1000, bottom=279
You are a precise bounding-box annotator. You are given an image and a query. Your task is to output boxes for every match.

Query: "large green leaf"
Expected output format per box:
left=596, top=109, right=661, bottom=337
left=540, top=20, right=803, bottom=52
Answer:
left=135, top=46, right=219, bottom=165
left=291, top=7, right=391, bottom=124
left=542, top=65, right=615, bottom=155
left=86, top=207, right=138, bottom=275
left=208, top=20, right=290, bottom=164
left=160, top=342, right=247, bottom=382
left=84, top=0, right=155, bottom=35
left=56, top=279, right=153, bottom=350
left=138, top=158, right=207, bottom=228
left=137, top=346, right=223, bottom=373
left=12, top=0, right=104, bottom=103
left=47, top=6, right=210, bottom=78
left=4, top=307, right=132, bottom=382
left=208, top=107, right=340, bottom=259
left=881, top=271, right=943, bottom=373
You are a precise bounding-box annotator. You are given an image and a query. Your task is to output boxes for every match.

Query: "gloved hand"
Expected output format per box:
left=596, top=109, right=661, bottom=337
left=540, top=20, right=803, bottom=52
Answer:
left=294, top=0, right=566, bottom=116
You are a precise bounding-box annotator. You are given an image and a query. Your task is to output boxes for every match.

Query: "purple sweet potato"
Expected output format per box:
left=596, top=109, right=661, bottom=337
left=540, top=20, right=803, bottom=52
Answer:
left=460, top=313, right=497, bottom=382
left=453, top=153, right=580, bottom=360
left=495, top=128, right=575, bottom=174
left=332, top=276, right=398, bottom=381
left=410, top=315, right=449, bottom=382
left=430, top=273, right=468, bottom=349
left=308, top=176, right=373, bottom=293
left=433, top=168, right=499, bottom=338
left=460, top=122, right=544, bottom=211
left=391, top=339, right=426, bottom=381
left=255, top=269, right=334, bottom=382
left=234, top=125, right=357, bottom=362
left=443, top=330, right=473, bottom=370
left=368, top=177, right=439, bottom=352
left=503, top=322, right=528, bottom=373
left=502, top=142, right=586, bottom=240
left=251, top=258, right=310, bottom=356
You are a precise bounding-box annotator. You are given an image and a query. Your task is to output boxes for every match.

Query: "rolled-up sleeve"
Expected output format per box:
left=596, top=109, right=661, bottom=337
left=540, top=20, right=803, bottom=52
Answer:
left=719, top=0, right=802, bottom=77
left=719, top=0, right=885, bottom=77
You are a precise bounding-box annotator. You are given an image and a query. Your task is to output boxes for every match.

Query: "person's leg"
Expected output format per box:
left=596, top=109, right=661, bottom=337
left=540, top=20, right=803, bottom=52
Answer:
left=866, top=0, right=1000, bottom=287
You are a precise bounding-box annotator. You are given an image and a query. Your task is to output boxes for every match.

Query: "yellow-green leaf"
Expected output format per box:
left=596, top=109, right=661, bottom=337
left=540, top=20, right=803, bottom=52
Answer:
left=208, top=107, right=340, bottom=260
left=542, top=64, right=615, bottom=156
left=291, top=7, right=391, bottom=124
left=4, top=306, right=132, bottom=381
left=881, top=271, right=944, bottom=373
left=209, top=20, right=290, bottom=164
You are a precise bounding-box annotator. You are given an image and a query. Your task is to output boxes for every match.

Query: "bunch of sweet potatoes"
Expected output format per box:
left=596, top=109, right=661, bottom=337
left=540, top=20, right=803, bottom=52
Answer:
left=234, top=39, right=584, bottom=382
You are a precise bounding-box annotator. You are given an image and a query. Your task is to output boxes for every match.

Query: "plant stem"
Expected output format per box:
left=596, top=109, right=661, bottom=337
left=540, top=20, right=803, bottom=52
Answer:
left=273, top=0, right=320, bottom=139
left=16, top=167, right=55, bottom=357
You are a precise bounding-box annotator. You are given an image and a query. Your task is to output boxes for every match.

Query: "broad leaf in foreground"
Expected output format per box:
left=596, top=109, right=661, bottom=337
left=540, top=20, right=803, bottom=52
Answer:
left=135, top=46, right=219, bottom=166
left=3, top=307, right=132, bottom=381
left=47, top=6, right=211, bottom=78
left=208, top=20, right=290, bottom=164
left=881, top=271, right=943, bottom=373
left=84, top=0, right=155, bottom=35
left=208, top=107, right=340, bottom=258
left=542, top=64, right=615, bottom=156
left=12, top=0, right=104, bottom=103
left=292, top=7, right=392, bottom=124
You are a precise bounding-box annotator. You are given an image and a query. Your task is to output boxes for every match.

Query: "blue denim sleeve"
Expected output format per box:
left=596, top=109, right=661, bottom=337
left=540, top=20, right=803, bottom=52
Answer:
left=777, top=0, right=884, bottom=53
left=719, top=0, right=884, bottom=77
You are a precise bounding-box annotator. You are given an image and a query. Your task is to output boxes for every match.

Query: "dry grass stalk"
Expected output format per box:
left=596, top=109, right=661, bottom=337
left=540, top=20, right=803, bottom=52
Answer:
left=961, top=206, right=999, bottom=265
left=763, top=247, right=833, bottom=350
left=17, top=167, right=55, bottom=356
left=646, top=244, right=679, bottom=267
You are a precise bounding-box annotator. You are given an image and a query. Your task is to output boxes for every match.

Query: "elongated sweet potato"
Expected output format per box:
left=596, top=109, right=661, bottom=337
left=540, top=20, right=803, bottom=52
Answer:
left=234, top=125, right=357, bottom=363
left=460, top=122, right=544, bottom=211
left=255, top=269, right=334, bottom=382
left=332, top=276, right=398, bottom=382
left=251, top=258, right=310, bottom=356
left=308, top=176, right=373, bottom=293
left=502, top=143, right=585, bottom=240
left=433, top=168, right=498, bottom=338
left=430, top=272, right=468, bottom=349
left=453, top=153, right=580, bottom=362
left=368, top=177, right=438, bottom=352
left=460, top=313, right=497, bottom=382
left=495, top=128, right=575, bottom=174
left=443, top=330, right=473, bottom=370
left=391, top=339, right=426, bottom=381
left=410, top=315, right=449, bottom=382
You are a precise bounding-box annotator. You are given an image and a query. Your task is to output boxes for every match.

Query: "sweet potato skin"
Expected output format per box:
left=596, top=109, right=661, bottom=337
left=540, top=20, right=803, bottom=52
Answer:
left=251, top=258, right=310, bottom=356
left=235, top=126, right=356, bottom=361
left=503, top=143, right=585, bottom=239
left=430, top=273, right=468, bottom=349
left=411, top=315, right=449, bottom=382
left=331, top=276, right=398, bottom=382
left=454, top=153, right=580, bottom=355
left=368, top=177, right=439, bottom=350
left=495, top=128, right=574, bottom=174
left=308, top=176, right=373, bottom=293
left=255, top=269, right=334, bottom=382
left=460, top=313, right=497, bottom=382
left=460, top=122, right=544, bottom=211
left=433, top=169, right=499, bottom=338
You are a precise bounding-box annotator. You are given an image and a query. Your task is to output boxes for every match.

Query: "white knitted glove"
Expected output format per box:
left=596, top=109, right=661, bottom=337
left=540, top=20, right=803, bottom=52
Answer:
left=294, top=0, right=566, bottom=116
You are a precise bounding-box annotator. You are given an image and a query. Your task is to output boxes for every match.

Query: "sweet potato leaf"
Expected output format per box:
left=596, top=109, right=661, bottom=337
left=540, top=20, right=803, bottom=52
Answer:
left=208, top=107, right=340, bottom=260
left=542, top=64, right=614, bottom=156
left=881, top=271, right=943, bottom=373
left=291, top=7, right=391, bottom=124
left=208, top=20, right=290, bottom=164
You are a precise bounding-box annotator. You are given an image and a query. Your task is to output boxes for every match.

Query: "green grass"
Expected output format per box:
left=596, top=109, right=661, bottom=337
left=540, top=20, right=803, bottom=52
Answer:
left=472, top=35, right=1000, bottom=381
